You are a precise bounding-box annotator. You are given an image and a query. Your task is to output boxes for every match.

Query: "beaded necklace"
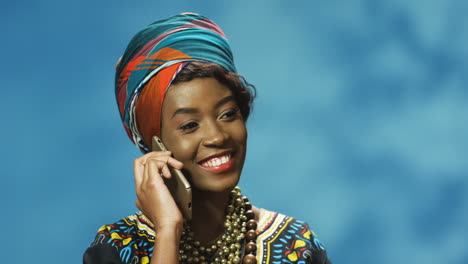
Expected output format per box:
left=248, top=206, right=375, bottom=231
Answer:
left=178, top=187, right=257, bottom=264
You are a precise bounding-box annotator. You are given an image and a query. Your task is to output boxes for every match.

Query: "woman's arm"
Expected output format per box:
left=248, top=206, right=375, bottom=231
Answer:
left=134, top=151, right=185, bottom=264
left=151, top=224, right=182, bottom=264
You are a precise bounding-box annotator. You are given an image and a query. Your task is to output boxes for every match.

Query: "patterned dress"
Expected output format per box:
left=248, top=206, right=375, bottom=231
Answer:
left=83, top=209, right=331, bottom=264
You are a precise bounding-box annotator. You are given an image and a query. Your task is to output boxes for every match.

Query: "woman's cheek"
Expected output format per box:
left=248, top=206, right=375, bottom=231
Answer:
left=172, top=137, right=197, bottom=163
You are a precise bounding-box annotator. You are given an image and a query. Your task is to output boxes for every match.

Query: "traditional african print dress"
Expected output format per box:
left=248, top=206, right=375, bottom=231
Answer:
left=83, top=208, right=331, bottom=264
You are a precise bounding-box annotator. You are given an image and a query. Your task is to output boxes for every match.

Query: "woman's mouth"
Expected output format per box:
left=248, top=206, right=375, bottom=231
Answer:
left=198, top=152, right=235, bottom=173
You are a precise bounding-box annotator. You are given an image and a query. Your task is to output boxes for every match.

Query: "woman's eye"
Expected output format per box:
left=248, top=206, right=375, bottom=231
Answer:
left=220, top=109, right=240, bottom=120
left=180, top=121, right=198, bottom=131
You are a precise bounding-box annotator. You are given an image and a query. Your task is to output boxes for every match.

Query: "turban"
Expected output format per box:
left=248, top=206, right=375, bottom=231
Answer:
left=115, top=13, right=237, bottom=153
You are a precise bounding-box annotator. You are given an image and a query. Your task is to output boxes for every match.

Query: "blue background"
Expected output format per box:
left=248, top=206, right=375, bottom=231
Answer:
left=2, top=0, right=467, bottom=263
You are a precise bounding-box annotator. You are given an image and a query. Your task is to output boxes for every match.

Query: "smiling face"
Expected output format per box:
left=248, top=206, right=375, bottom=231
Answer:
left=160, top=78, right=247, bottom=193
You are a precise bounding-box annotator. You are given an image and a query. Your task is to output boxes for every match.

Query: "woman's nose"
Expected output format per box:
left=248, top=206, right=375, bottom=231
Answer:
left=202, top=122, right=230, bottom=147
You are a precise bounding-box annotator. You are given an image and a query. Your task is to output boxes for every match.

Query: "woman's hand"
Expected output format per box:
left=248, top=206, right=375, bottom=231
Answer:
left=133, top=151, right=184, bottom=229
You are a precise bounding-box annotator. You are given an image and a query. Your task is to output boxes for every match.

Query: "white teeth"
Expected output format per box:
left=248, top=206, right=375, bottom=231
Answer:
left=221, top=156, right=228, bottom=164
left=201, top=154, right=231, bottom=167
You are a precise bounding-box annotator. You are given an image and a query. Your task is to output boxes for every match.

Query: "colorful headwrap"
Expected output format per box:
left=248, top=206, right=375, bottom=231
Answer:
left=115, top=13, right=237, bottom=153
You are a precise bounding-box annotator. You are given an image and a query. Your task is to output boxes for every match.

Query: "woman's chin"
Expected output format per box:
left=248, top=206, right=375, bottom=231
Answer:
left=191, top=176, right=240, bottom=194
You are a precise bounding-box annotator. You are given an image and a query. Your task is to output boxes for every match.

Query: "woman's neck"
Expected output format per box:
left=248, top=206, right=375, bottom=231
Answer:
left=189, top=189, right=230, bottom=245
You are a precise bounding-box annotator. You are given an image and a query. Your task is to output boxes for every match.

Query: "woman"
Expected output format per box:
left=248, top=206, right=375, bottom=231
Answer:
left=84, top=13, right=331, bottom=264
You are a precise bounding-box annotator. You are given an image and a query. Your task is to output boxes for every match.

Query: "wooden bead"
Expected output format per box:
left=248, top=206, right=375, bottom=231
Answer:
left=245, top=210, right=255, bottom=220
left=245, top=230, right=257, bottom=241
left=245, top=242, right=257, bottom=254
left=246, top=220, right=257, bottom=230
left=243, top=254, right=257, bottom=264
left=242, top=196, right=249, bottom=202
left=244, top=201, right=252, bottom=210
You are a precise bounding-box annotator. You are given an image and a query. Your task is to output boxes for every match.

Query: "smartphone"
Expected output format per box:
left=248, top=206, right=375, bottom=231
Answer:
left=152, top=136, right=192, bottom=220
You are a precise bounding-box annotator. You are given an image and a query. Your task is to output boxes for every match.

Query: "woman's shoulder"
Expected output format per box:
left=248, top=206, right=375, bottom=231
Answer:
left=256, top=207, right=321, bottom=237
left=93, top=211, right=156, bottom=243
left=255, top=207, right=331, bottom=264
left=83, top=212, right=154, bottom=264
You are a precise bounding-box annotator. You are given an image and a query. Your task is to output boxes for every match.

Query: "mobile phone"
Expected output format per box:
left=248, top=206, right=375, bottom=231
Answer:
left=152, top=136, right=192, bottom=220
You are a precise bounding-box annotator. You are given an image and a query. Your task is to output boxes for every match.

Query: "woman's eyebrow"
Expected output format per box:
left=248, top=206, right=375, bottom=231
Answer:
left=171, top=96, right=235, bottom=119
left=215, top=95, right=235, bottom=109
left=172, top=108, right=199, bottom=119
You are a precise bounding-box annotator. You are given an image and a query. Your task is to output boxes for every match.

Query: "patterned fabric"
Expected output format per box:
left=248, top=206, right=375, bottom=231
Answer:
left=115, top=13, right=237, bottom=153
left=83, top=209, right=331, bottom=264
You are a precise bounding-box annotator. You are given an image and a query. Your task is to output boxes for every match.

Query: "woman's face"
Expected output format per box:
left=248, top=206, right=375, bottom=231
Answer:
left=160, top=77, right=247, bottom=193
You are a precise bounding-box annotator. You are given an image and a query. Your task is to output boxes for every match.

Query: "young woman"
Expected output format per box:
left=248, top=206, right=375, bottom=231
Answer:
left=83, top=13, right=331, bottom=264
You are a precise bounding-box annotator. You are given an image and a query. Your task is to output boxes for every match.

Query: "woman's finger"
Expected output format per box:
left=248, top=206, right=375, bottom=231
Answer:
left=166, top=156, right=184, bottom=169
left=160, top=164, right=172, bottom=179
left=145, top=156, right=183, bottom=170
left=133, top=158, right=144, bottom=189
left=135, top=152, right=166, bottom=188
left=146, top=159, right=166, bottom=187
left=142, top=151, right=172, bottom=162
